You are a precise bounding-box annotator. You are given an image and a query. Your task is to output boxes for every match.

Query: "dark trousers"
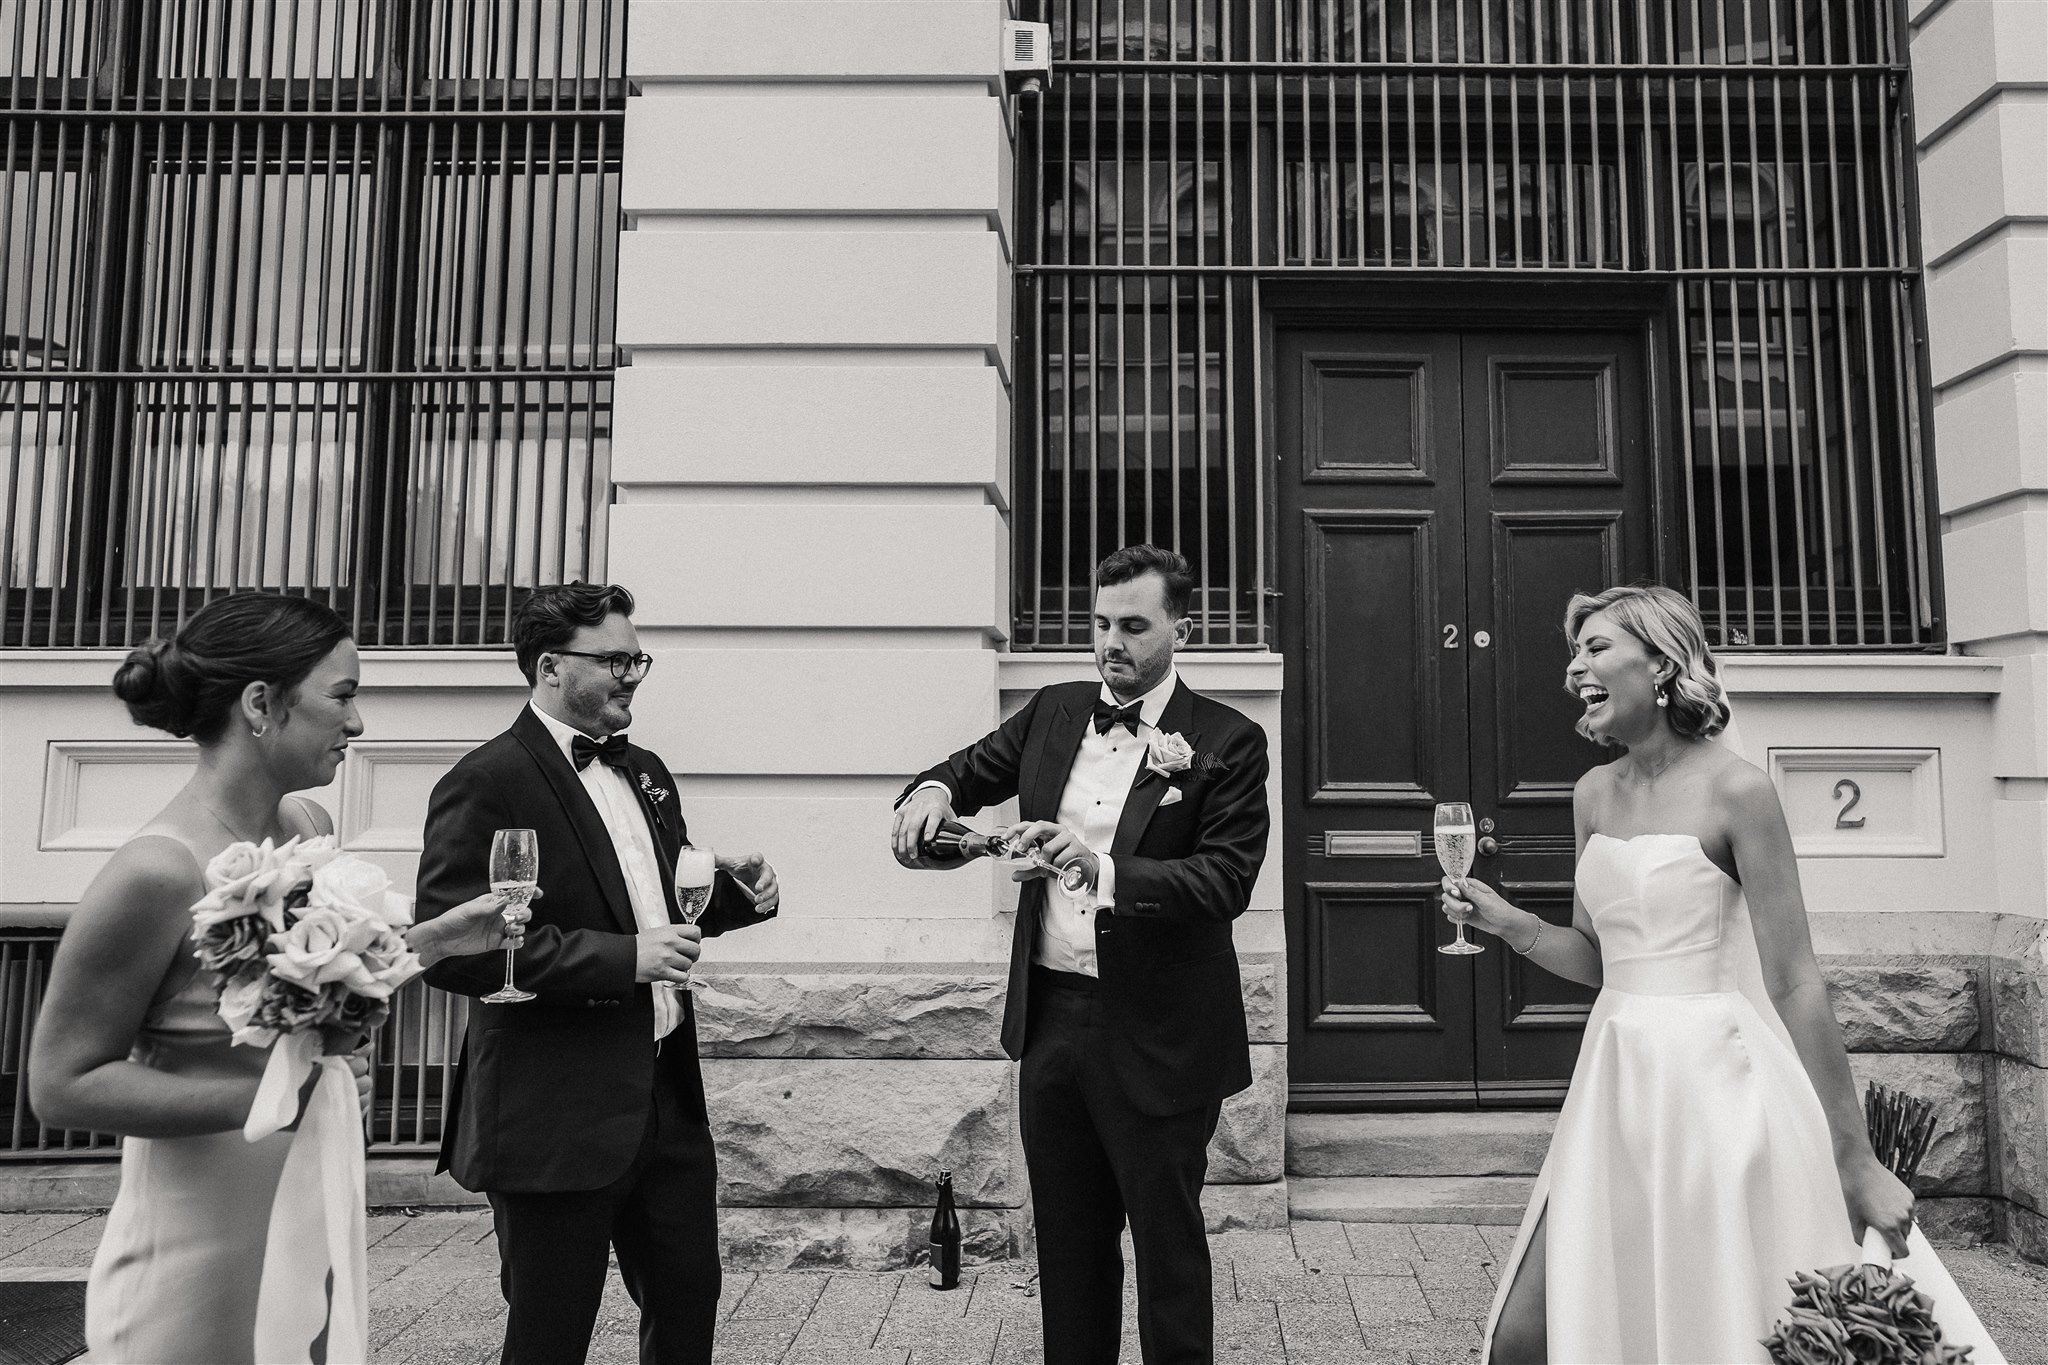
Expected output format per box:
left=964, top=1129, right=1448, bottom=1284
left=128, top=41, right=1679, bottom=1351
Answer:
left=488, top=1052, right=721, bottom=1365
left=1020, top=966, right=1223, bottom=1365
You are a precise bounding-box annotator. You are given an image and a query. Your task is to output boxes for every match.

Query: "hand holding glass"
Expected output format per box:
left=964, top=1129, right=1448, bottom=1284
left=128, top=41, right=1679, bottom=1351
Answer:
left=1435, top=803, right=1483, bottom=956
left=485, top=829, right=539, bottom=1002
left=672, top=846, right=717, bottom=991
left=990, top=831, right=1092, bottom=899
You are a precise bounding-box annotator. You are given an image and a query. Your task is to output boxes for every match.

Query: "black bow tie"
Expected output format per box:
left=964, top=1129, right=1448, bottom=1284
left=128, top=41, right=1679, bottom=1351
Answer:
left=571, top=732, right=632, bottom=772
left=1092, top=700, right=1144, bottom=736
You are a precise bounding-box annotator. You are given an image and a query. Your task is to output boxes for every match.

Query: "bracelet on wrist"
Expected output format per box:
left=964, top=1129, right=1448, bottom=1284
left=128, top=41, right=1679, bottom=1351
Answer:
left=1512, top=914, right=1545, bottom=955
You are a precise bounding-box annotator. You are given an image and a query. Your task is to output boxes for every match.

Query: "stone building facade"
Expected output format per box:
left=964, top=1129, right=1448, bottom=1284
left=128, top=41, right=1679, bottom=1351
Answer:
left=0, top=0, right=2044, bottom=1267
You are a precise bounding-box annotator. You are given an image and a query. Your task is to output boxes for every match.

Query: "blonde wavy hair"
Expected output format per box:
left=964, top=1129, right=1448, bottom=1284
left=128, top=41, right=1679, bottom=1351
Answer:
left=1564, top=583, right=1730, bottom=743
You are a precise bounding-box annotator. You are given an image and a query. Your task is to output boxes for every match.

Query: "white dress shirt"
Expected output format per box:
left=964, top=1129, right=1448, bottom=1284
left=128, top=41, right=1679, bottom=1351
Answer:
left=918, top=667, right=1179, bottom=978
left=529, top=702, right=679, bottom=1039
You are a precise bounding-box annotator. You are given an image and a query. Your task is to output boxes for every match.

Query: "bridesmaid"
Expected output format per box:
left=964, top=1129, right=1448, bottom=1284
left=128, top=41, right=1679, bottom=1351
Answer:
left=29, top=592, right=522, bottom=1365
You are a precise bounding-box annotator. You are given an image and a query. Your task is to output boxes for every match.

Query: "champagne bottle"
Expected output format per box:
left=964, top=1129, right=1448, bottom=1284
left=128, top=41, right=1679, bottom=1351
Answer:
left=910, top=818, right=1013, bottom=870
left=928, top=1169, right=962, bottom=1290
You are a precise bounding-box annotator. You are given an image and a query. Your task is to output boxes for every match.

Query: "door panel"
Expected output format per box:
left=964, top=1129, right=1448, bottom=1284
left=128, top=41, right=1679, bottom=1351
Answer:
left=1302, top=353, right=1437, bottom=481
left=1487, top=514, right=1623, bottom=807
left=1304, top=881, right=1475, bottom=1096
left=1303, top=512, right=1439, bottom=802
left=1284, top=319, right=1651, bottom=1111
left=1281, top=329, right=1469, bottom=1107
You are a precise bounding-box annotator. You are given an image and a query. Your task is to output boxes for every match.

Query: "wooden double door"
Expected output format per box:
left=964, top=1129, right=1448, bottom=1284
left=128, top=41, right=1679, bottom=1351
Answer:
left=1278, top=320, right=1655, bottom=1109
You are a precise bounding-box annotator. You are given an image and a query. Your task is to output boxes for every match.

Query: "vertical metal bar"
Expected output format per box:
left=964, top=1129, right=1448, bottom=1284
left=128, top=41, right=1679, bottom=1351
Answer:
left=1558, top=0, right=1577, bottom=268
left=1378, top=0, right=1392, bottom=264
left=1402, top=0, right=1418, bottom=265
left=1428, top=0, right=1443, bottom=264
left=1506, top=0, right=1523, bottom=266
left=1453, top=0, right=1470, bottom=265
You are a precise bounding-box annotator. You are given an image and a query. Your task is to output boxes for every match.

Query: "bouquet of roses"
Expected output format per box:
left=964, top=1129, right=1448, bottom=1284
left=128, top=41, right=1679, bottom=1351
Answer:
left=189, top=834, right=421, bottom=1365
left=1760, top=1083, right=1997, bottom=1365
left=191, top=834, right=422, bottom=1055
left=1761, top=1261, right=1971, bottom=1364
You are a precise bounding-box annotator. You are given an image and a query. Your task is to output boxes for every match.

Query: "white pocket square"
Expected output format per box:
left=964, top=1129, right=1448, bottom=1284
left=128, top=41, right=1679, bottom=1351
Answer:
left=1159, top=787, right=1185, bottom=807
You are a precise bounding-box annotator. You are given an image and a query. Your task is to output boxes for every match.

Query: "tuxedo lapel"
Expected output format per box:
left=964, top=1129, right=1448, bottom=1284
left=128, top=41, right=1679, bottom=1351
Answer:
left=510, top=708, right=640, bottom=935
left=622, top=746, right=685, bottom=922
left=1111, top=680, right=1200, bottom=857
left=1025, top=694, right=1092, bottom=822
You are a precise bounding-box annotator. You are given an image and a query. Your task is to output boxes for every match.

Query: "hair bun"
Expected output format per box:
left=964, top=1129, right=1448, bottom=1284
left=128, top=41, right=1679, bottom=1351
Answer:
left=113, top=637, right=195, bottom=737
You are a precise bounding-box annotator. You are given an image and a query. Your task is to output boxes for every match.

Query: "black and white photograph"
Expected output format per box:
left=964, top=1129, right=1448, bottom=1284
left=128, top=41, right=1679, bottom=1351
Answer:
left=0, top=1, right=2043, bottom=1363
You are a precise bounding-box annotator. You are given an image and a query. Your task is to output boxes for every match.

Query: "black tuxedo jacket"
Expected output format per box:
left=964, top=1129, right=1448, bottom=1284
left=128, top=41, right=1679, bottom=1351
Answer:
left=415, top=705, right=771, bottom=1193
left=903, top=677, right=1270, bottom=1116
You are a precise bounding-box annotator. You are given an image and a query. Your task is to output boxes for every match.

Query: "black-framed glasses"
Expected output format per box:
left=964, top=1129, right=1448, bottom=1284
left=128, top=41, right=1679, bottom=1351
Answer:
left=551, top=650, right=655, bottom=681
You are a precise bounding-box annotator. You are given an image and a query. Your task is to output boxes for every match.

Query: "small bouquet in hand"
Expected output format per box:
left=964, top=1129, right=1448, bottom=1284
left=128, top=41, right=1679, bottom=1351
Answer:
left=190, top=834, right=421, bottom=1365
left=192, top=835, right=422, bottom=1058
left=1760, top=1083, right=1984, bottom=1365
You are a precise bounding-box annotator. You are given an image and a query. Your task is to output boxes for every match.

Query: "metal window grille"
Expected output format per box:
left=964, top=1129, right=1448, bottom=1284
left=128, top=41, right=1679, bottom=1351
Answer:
left=0, top=922, right=465, bottom=1159
left=0, top=0, right=623, bottom=650
left=1015, top=0, right=1939, bottom=650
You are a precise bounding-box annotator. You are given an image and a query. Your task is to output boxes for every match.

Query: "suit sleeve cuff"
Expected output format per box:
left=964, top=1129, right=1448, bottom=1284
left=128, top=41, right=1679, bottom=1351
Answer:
left=1091, top=853, right=1116, bottom=911
left=911, top=780, right=953, bottom=804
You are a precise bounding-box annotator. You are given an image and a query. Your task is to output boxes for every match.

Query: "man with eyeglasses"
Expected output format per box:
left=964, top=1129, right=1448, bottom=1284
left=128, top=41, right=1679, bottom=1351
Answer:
left=415, top=581, right=780, bottom=1365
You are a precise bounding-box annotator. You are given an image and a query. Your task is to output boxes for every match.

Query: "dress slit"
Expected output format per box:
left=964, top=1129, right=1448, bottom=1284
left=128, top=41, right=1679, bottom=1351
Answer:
left=1481, top=1168, right=1549, bottom=1356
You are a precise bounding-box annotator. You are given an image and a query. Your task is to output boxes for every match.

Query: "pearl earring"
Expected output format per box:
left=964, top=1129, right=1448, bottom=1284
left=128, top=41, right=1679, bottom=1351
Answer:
left=1654, top=686, right=1670, bottom=708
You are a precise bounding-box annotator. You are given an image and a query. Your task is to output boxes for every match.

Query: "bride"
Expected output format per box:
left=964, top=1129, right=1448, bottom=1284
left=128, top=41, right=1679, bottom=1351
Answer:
left=29, top=592, right=524, bottom=1364
left=1443, top=583, right=2002, bottom=1364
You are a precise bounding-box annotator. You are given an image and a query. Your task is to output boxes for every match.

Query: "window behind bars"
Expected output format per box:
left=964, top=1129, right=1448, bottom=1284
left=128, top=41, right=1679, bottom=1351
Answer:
left=0, top=0, right=623, bottom=649
left=1014, top=0, right=1939, bottom=650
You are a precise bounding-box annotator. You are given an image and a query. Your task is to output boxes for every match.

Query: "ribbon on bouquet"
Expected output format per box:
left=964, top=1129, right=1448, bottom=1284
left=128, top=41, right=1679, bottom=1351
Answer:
left=245, top=1032, right=369, bottom=1365
left=1859, top=1225, right=2006, bottom=1363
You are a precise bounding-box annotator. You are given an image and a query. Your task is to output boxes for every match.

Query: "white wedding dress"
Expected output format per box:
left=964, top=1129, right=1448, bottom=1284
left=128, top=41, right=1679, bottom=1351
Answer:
left=1481, top=832, right=2005, bottom=1364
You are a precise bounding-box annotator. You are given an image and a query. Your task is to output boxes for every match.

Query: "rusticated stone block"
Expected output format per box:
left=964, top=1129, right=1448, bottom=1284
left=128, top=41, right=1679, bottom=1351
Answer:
left=1821, top=961, right=1981, bottom=1052
left=695, top=972, right=1008, bottom=1059
left=1991, top=921, right=2048, bottom=1069
left=1207, top=1045, right=1285, bottom=1183
left=706, top=1059, right=1020, bottom=1208
left=1200, top=1180, right=1289, bottom=1232
left=1995, top=1054, right=2048, bottom=1216
left=718, top=1205, right=1022, bottom=1272
left=1847, top=1053, right=1990, bottom=1195
left=1242, top=958, right=1283, bottom=1043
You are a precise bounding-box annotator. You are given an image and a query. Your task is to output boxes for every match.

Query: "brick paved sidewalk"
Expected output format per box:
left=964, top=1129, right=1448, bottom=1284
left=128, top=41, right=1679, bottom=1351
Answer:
left=1, top=1209, right=2043, bottom=1364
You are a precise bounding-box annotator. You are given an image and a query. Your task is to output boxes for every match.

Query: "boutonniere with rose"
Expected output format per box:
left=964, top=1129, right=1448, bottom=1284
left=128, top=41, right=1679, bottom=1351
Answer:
left=1144, top=731, right=1195, bottom=779
left=637, top=771, right=673, bottom=829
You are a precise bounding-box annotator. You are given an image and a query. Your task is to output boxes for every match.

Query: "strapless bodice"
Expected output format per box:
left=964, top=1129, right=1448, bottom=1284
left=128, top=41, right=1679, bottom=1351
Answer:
left=1577, top=832, right=1762, bottom=999
left=131, top=937, right=265, bottom=1084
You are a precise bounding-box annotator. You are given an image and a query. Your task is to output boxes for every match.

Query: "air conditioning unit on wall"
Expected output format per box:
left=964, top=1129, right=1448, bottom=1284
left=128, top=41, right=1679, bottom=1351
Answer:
left=1002, top=21, right=1052, bottom=95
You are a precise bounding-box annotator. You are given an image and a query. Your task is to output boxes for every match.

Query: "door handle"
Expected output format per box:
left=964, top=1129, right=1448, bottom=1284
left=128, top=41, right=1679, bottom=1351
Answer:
left=1478, top=836, right=1500, bottom=857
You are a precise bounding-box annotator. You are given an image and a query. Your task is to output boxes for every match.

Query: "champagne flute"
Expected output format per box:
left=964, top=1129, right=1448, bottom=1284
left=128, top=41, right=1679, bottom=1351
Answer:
left=985, top=831, right=1092, bottom=899
left=1435, top=802, right=1484, bottom=956
left=672, top=845, right=717, bottom=992
left=484, top=829, right=539, bottom=1002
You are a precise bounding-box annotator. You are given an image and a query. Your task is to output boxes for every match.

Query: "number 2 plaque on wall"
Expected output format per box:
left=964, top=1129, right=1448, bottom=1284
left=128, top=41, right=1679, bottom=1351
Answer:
left=1765, top=748, right=1944, bottom=858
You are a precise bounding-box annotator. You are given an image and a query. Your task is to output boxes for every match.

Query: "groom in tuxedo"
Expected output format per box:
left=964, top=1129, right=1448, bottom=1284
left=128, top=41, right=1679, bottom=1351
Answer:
left=892, top=545, right=1270, bottom=1364
left=415, top=581, right=779, bottom=1365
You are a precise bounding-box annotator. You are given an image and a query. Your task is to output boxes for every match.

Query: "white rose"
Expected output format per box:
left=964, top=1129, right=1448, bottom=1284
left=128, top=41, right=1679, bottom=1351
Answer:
left=310, top=855, right=393, bottom=920
left=265, top=906, right=383, bottom=993
left=1145, top=730, right=1195, bottom=776
left=331, top=929, right=422, bottom=1000
left=203, top=840, right=270, bottom=890
left=293, top=835, right=342, bottom=873
left=217, top=974, right=271, bottom=1046
left=191, top=840, right=306, bottom=934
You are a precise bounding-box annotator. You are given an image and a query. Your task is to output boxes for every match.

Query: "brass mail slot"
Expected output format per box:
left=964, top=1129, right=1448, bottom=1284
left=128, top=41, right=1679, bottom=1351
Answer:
left=1326, top=831, right=1423, bottom=858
